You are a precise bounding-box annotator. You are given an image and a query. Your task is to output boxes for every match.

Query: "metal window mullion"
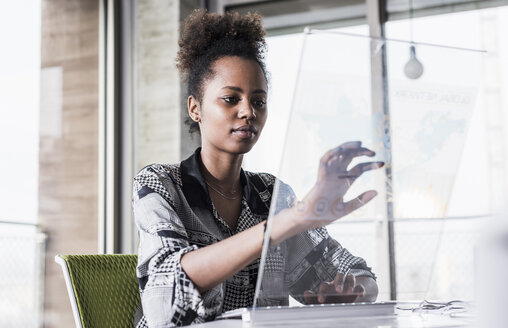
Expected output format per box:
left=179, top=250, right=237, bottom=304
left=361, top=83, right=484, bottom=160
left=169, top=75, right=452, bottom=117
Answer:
left=98, top=0, right=120, bottom=254
left=120, top=0, right=136, bottom=254
left=366, top=0, right=396, bottom=301
left=106, top=0, right=116, bottom=255
left=98, top=0, right=107, bottom=254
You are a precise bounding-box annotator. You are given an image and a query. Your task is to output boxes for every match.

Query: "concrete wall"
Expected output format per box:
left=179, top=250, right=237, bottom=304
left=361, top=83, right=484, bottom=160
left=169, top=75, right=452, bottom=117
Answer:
left=38, top=0, right=202, bottom=325
left=39, top=0, right=99, bottom=326
left=135, top=0, right=192, bottom=171
left=179, top=0, right=202, bottom=159
left=135, top=0, right=201, bottom=171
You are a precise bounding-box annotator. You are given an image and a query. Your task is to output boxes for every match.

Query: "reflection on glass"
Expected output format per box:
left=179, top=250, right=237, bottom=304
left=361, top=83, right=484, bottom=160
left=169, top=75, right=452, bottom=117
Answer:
left=0, top=1, right=42, bottom=327
left=253, top=29, right=484, bottom=320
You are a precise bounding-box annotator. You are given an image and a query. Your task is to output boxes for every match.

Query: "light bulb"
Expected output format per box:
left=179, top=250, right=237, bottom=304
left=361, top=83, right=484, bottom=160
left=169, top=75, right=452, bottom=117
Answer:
left=404, top=45, right=424, bottom=79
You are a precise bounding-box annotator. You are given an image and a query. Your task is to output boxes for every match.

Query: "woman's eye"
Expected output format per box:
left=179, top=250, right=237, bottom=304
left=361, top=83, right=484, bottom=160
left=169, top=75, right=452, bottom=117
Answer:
left=253, top=99, right=267, bottom=108
left=223, top=96, right=239, bottom=104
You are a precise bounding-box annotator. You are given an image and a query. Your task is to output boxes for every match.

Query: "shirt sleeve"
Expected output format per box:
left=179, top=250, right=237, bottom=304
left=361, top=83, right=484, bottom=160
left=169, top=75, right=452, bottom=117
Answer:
left=273, top=181, right=375, bottom=303
left=133, top=167, right=221, bottom=327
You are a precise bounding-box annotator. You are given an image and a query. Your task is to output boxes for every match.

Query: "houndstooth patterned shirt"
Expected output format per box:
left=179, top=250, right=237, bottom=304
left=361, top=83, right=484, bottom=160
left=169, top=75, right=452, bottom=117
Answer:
left=132, top=148, right=375, bottom=327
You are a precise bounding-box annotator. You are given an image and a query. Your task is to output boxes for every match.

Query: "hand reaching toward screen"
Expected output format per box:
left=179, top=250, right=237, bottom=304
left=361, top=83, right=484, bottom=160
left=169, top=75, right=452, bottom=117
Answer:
left=293, top=141, right=384, bottom=229
left=303, top=272, right=374, bottom=304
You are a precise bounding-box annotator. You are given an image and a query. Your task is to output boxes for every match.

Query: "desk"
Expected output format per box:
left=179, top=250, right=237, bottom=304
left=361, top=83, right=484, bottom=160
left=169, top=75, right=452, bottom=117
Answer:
left=191, top=304, right=473, bottom=327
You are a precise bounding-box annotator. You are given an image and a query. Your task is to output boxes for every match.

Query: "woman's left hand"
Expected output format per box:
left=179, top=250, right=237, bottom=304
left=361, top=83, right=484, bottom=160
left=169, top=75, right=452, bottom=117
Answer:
left=303, top=272, right=368, bottom=304
left=293, top=141, right=384, bottom=230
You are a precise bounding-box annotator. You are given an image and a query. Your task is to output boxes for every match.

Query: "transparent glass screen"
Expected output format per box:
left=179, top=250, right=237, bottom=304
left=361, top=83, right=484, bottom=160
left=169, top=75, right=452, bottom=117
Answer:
left=253, top=30, right=483, bottom=320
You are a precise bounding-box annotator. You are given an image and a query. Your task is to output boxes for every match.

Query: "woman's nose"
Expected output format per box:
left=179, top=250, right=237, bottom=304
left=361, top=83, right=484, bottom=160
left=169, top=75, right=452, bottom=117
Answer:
left=238, top=101, right=256, bottom=120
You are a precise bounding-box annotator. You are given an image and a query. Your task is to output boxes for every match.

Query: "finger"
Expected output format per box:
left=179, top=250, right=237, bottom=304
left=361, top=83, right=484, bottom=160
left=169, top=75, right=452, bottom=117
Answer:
left=317, top=283, right=328, bottom=303
left=334, top=148, right=377, bottom=172
left=353, top=284, right=365, bottom=299
left=320, top=143, right=351, bottom=165
left=321, top=142, right=367, bottom=165
left=317, top=282, right=335, bottom=304
left=321, top=144, right=376, bottom=175
left=320, top=148, right=337, bottom=165
left=344, top=274, right=355, bottom=294
left=347, top=161, right=384, bottom=179
left=341, top=147, right=376, bottom=159
left=303, top=290, right=318, bottom=304
left=330, top=147, right=375, bottom=166
left=344, top=190, right=378, bottom=213
left=333, top=273, right=346, bottom=294
left=339, top=141, right=362, bottom=150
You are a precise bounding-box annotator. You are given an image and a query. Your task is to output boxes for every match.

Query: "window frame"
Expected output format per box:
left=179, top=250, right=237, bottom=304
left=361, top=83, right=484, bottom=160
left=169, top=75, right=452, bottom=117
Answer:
left=204, top=0, right=508, bottom=300
left=107, top=0, right=508, bottom=294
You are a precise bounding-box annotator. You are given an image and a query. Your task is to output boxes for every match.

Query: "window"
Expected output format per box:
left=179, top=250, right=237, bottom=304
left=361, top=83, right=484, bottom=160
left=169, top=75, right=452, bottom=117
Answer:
left=0, top=1, right=44, bottom=326
left=238, top=0, right=508, bottom=301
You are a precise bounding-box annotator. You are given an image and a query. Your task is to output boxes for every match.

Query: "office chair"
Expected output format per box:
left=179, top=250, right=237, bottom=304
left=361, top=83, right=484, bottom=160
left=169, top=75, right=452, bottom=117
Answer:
left=55, top=254, right=140, bottom=328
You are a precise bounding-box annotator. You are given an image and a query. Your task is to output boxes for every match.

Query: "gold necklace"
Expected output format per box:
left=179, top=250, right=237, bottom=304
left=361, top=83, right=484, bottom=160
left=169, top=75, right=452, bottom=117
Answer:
left=204, top=180, right=241, bottom=200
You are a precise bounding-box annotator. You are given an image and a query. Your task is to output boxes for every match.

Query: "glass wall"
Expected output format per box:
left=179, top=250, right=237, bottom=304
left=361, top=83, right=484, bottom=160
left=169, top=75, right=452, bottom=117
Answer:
left=245, top=3, right=508, bottom=302
left=0, top=1, right=45, bottom=326
left=385, top=5, right=508, bottom=300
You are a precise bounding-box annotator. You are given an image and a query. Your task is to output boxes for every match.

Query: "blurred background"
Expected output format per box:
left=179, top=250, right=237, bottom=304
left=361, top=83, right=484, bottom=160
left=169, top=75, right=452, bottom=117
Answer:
left=1, top=0, right=508, bottom=326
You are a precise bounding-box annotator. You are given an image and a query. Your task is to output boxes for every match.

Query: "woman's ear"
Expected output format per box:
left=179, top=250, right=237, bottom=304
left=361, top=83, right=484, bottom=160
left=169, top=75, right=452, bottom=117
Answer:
left=188, top=95, right=201, bottom=123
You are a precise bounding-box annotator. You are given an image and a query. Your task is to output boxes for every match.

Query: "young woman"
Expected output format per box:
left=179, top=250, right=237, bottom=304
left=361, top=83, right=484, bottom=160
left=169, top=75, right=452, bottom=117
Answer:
left=133, top=10, right=383, bottom=327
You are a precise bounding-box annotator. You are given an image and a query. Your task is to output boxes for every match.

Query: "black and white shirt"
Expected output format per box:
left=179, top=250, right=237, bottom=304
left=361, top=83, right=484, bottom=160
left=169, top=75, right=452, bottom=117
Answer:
left=133, top=148, right=375, bottom=327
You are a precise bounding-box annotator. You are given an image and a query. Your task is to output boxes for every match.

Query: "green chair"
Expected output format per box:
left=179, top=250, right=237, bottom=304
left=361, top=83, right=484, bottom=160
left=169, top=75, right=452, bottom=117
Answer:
left=55, top=254, right=140, bottom=328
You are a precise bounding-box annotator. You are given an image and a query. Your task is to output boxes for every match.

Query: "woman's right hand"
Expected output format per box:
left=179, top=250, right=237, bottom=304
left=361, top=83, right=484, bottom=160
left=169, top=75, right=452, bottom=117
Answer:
left=292, top=141, right=384, bottom=230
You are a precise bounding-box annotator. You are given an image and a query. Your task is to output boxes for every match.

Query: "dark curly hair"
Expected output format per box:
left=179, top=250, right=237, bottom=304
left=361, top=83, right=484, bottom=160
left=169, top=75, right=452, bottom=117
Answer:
left=176, top=9, right=268, bottom=134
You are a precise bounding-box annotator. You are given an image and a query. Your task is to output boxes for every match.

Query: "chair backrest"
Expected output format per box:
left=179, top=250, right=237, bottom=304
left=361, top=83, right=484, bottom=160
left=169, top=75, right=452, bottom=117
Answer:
left=55, top=254, right=140, bottom=328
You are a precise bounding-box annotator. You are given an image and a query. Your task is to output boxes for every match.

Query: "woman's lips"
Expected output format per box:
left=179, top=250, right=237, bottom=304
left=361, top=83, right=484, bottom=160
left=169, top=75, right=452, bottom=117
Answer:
left=232, top=130, right=254, bottom=139
left=232, top=125, right=257, bottom=139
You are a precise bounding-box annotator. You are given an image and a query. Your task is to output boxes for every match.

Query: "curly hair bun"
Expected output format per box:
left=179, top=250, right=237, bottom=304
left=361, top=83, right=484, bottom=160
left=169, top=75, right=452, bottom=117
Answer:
left=176, top=9, right=266, bottom=81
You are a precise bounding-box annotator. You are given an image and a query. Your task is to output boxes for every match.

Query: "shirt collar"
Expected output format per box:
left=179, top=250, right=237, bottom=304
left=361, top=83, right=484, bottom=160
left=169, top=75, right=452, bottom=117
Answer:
left=179, top=147, right=267, bottom=215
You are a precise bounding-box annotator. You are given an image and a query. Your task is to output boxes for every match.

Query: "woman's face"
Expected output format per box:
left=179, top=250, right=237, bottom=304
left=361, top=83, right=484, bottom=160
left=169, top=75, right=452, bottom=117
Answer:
left=190, top=56, right=268, bottom=155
